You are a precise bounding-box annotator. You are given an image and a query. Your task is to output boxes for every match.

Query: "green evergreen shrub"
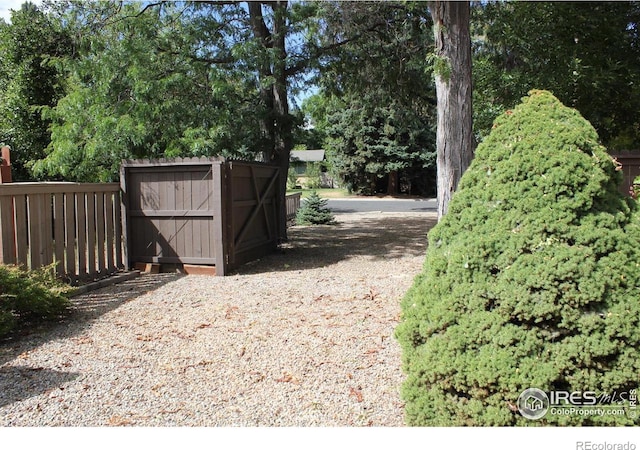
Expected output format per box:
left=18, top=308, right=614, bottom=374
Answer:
left=395, top=90, right=640, bottom=426
left=295, top=191, right=336, bottom=225
left=0, top=264, right=72, bottom=337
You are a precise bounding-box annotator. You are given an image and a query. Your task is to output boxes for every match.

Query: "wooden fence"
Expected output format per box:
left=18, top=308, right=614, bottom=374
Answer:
left=0, top=182, right=124, bottom=283
left=286, top=192, right=301, bottom=221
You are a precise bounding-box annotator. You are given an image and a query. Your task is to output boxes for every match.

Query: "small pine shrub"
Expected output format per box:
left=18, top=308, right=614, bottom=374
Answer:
left=0, top=264, right=72, bottom=338
left=295, top=191, right=336, bottom=225
left=395, top=90, right=640, bottom=426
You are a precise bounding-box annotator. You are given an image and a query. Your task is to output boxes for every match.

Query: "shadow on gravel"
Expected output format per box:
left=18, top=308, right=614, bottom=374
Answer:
left=237, top=214, right=437, bottom=275
left=0, top=366, right=80, bottom=408
left=0, top=273, right=182, bottom=390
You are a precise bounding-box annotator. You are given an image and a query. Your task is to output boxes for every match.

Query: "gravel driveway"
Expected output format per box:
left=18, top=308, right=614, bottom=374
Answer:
left=0, top=211, right=436, bottom=426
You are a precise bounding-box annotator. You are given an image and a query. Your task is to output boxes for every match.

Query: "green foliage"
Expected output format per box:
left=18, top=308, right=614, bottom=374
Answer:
left=396, top=90, right=640, bottom=426
left=34, top=2, right=263, bottom=182
left=317, top=2, right=434, bottom=106
left=3, top=0, right=639, bottom=185
left=325, top=93, right=436, bottom=196
left=427, top=53, right=452, bottom=83
left=295, top=191, right=336, bottom=226
left=287, top=165, right=299, bottom=190
left=632, top=175, right=640, bottom=199
left=304, top=162, right=322, bottom=190
left=472, top=2, right=640, bottom=149
left=0, top=2, right=72, bottom=180
left=310, top=2, right=437, bottom=196
left=0, top=264, right=72, bottom=337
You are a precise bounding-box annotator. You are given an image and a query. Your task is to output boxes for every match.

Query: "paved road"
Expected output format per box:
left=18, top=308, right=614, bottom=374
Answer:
left=326, top=197, right=437, bottom=213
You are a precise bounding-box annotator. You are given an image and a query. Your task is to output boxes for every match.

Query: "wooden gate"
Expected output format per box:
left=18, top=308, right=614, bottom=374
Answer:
left=226, top=161, right=280, bottom=269
left=120, top=157, right=281, bottom=275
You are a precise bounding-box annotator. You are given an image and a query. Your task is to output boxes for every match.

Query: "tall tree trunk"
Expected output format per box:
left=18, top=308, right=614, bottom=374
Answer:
left=248, top=1, right=275, bottom=162
left=387, top=170, right=398, bottom=195
left=271, top=1, right=292, bottom=241
left=248, top=1, right=292, bottom=241
left=429, top=1, right=475, bottom=220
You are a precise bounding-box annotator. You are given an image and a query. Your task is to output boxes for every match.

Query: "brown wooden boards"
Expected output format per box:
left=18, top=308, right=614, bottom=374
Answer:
left=121, top=157, right=281, bottom=276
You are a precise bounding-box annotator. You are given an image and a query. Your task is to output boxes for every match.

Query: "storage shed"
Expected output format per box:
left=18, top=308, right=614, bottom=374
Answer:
left=120, top=157, right=281, bottom=276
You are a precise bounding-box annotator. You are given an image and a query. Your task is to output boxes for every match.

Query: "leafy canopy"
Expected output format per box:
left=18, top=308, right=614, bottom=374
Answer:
left=34, top=1, right=264, bottom=181
left=325, top=93, right=435, bottom=195
left=307, top=1, right=437, bottom=195
left=472, top=1, right=640, bottom=149
left=0, top=2, right=72, bottom=180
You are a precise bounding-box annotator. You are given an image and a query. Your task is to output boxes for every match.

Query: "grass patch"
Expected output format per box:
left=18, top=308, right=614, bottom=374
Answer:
left=287, top=188, right=350, bottom=199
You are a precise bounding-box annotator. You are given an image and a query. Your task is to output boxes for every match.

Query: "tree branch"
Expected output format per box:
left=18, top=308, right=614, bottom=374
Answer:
left=285, top=20, right=387, bottom=76
left=156, top=45, right=235, bottom=65
left=103, top=1, right=166, bottom=27
left=248, top=1, right=273, bottom=49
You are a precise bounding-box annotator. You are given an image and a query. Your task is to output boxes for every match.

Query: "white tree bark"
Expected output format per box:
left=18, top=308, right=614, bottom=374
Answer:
left=429, top=1, right=475, bottom=220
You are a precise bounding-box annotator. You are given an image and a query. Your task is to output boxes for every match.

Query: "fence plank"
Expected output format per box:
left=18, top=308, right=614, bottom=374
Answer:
left=76, top=192, right=87, bottom=279
left=286, top=193, right=301, bottom=221
left=53, top=193, right=65, bottom=277
left=14, top=194, right=27, bottom=266
left=105, top=192, right=115, bottom=272
left=165, top=171, right=177, bottom=258
left=174, top=171, right=185, bottom=258
left=119, top=165, right=129, bottom=271
left=115, top=188, right=124, bottom=269
left=212, top=163, right=225, bottom=274
left=0, top=195, right=16, bottom=264
left=64, top=192, right=76, bottom=281
left=96, top=192, right=106, bottom=275
left=28, top=194, right=42, bottom=268
left=42, top=193, right=53, bottom=267
left=86, top=192, right=96, bottom=279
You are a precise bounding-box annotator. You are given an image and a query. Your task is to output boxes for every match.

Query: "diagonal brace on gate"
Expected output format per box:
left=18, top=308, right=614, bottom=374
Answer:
left=233, top=166, right=279, bottom=248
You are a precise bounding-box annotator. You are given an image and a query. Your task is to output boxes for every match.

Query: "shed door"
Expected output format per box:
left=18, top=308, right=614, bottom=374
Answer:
left=126, top=165, right=218, bottom=265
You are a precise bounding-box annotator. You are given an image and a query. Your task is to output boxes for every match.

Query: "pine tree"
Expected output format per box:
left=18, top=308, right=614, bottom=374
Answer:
left=295, top=192, right=336, bottom=225
left=396, top=90, right=640, bottom=426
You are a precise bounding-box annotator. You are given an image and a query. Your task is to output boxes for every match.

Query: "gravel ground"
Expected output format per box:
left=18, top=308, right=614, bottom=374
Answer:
left=0, top=211, right=436, bottom=427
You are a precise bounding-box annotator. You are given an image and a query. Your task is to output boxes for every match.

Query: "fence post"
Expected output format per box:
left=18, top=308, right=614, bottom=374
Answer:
left=0, top=146, right=12, bottom=183
left=0, top=146, right=16, bottom=264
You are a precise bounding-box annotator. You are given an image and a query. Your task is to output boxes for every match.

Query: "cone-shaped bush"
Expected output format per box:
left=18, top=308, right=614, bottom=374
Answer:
left=395, top=90, right=640, bottom=426
left=295, top=191, right=336, bottom=225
